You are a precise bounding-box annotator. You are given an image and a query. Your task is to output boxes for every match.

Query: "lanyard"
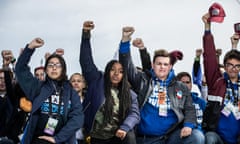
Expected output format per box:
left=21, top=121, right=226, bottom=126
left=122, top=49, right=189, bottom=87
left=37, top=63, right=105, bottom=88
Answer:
left=49, top=82, right=63, bottom=117
left=226, top=79, right=240, bottom=106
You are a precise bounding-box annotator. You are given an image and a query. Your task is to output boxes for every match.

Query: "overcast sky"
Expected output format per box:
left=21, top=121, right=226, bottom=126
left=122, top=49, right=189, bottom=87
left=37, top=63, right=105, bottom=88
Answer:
left=0, top=0, right=240, bottom=91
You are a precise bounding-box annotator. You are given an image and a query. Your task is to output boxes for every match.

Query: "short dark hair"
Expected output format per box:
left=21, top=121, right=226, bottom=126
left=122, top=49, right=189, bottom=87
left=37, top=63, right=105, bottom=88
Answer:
left=153, top=49, right=170, bottom=63
left=223, top=49, right=240, bottom=65
left=153, top=49, right=183, bottom=65
left=34, top=66, right=44, bottom=74
left=176, top=72, right=192, bottom=82
left=0, top=68, right=13, bottom=80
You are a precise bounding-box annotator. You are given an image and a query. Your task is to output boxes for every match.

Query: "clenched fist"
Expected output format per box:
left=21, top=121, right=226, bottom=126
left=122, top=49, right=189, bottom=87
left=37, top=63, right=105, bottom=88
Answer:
left=216, top=48, right=222, bottom=56
left=55, top=48, right=64, bottom=56
left=132, top=38, right=145, bottom=49
left=202, top=13, right=211, bottom=31
left=83, top=21, right=94, bottom=32
left=45, top=52, right=51, bottom=60
left=1, top=50, right=13, bottom=60
left=195, top=49, right=202, bottom=57
left=1, top=50, right=14, bottom=66
left=231, top=33, right=239, bottom=49
left=121, top=26, right=134, bottom=42
left=28, top=38, right=44, bottom=49
left=115, top=129, right=127, bottom=140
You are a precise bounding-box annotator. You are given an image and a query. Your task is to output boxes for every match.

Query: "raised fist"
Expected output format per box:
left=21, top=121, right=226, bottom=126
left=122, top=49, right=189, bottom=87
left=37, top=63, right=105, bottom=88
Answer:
left=83, top=21, right=94, bottom=31
left=202, top=13, right=210, bottom=24
left=231, top=34, right=239, bottom=49
left=55, top=48, right=64, bottom=56
left=216, top=49, right=222, bottom=56
left=1, top=50, right=13, bottom=60
left=132, top=38, right=145, bottom=49
left=121, top=26, right=134, bottom=42
left=45, top=52, right=51, bottom=60
left=1, top=50, right=14, bottom=66
left=202, top=13, right=211, bottom=30
left=28, top=38, right=44, bottom=49
left=195, top=49, right=203, bottom=57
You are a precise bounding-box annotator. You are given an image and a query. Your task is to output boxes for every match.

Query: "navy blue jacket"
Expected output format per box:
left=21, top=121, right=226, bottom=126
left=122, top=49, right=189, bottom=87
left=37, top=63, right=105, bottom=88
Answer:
left=0, top=70, right=14, bottom=137
left=15, top=46, right=84, bottom=144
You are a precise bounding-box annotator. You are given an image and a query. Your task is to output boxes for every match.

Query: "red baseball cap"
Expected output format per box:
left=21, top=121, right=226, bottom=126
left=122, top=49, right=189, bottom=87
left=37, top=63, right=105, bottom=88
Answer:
left=208, top=2, right=226, bottom=23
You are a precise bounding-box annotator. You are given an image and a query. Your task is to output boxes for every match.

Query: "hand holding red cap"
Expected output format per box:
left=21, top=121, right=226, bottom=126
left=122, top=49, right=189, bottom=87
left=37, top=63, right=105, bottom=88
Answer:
left=208, top=2, right=226, bottom=23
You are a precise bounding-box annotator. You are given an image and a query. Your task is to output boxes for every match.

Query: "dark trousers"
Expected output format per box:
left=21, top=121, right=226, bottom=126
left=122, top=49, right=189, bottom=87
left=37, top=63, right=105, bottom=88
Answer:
left=77, top=139, right=85, bottom=144
left=31, top=137, right=53, bottom=144
left=0, top=137, right=14, bottom=144
left=91, top=130, right=136, bottom=144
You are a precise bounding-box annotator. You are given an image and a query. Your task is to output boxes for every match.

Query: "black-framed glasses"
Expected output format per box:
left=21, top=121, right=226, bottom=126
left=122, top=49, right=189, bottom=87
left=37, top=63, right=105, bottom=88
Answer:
left=47, top=63, right=62, bottom=68
left=225, top=63, right=240, bottom=70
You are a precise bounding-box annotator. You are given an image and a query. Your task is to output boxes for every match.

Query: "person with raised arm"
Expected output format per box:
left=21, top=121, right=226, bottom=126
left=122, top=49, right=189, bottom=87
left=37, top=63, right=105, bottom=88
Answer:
left=119, top=27, right=204, bottom=144
left=80, top=21, right=140, bottom=144
left=15, top=38, right=84, bottom=144
left=202, top=12, right=240, bottom=144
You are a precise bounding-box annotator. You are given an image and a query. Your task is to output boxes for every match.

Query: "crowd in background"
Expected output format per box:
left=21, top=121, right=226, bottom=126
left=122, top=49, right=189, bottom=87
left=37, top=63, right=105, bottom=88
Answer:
left=0, top=3, right=240, bottom=144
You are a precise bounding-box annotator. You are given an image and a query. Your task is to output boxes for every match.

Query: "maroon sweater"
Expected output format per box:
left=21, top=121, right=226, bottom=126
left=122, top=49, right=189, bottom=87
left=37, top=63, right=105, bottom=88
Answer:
left=202, top=31, right=226, bottom=131
left=203, top=31, right=226, bottom=103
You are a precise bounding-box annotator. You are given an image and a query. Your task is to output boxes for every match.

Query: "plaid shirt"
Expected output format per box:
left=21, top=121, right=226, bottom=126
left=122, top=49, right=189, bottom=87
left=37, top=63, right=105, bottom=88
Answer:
left=147, top=79, right=171, bottom=110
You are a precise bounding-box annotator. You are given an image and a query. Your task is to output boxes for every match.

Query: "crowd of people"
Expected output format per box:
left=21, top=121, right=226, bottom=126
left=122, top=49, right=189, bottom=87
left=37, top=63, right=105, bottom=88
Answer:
left=0, top=5, right=240, bottom=144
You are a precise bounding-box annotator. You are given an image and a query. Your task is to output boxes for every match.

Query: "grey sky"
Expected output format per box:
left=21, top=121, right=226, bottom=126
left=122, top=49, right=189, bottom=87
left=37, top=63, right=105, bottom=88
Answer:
left=0, top=0, right=240, bottom=92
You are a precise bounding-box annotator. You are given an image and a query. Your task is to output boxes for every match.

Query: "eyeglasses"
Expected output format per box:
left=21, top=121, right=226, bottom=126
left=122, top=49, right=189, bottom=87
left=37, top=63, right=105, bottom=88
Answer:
left=47, top=63, right=62, bottom=69
left=225, top=63, right=240, bottom=70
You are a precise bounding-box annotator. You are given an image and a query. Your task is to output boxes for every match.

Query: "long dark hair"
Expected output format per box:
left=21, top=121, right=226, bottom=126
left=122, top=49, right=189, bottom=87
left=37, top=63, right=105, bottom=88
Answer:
left=103, top=60, right=131, bottom=123
left=44, top=54, right=68, bottom=82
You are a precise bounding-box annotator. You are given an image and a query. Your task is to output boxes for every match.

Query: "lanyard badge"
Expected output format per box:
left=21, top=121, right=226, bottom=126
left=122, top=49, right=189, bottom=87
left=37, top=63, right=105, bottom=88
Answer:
left=43, top=87, right=62, bottom=136
left=222, top=102, right=240, bottom=120
left=233, top=105, right=240, bottom=120
left=158, top=87, right=167, bottom=116
left=44, top=117, right=59, bottom=135
left=158, top=88, right=166, bottom=105
left=233, top=101, right=240, bottom=120
left=221, top=102, right=233, bottom=117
